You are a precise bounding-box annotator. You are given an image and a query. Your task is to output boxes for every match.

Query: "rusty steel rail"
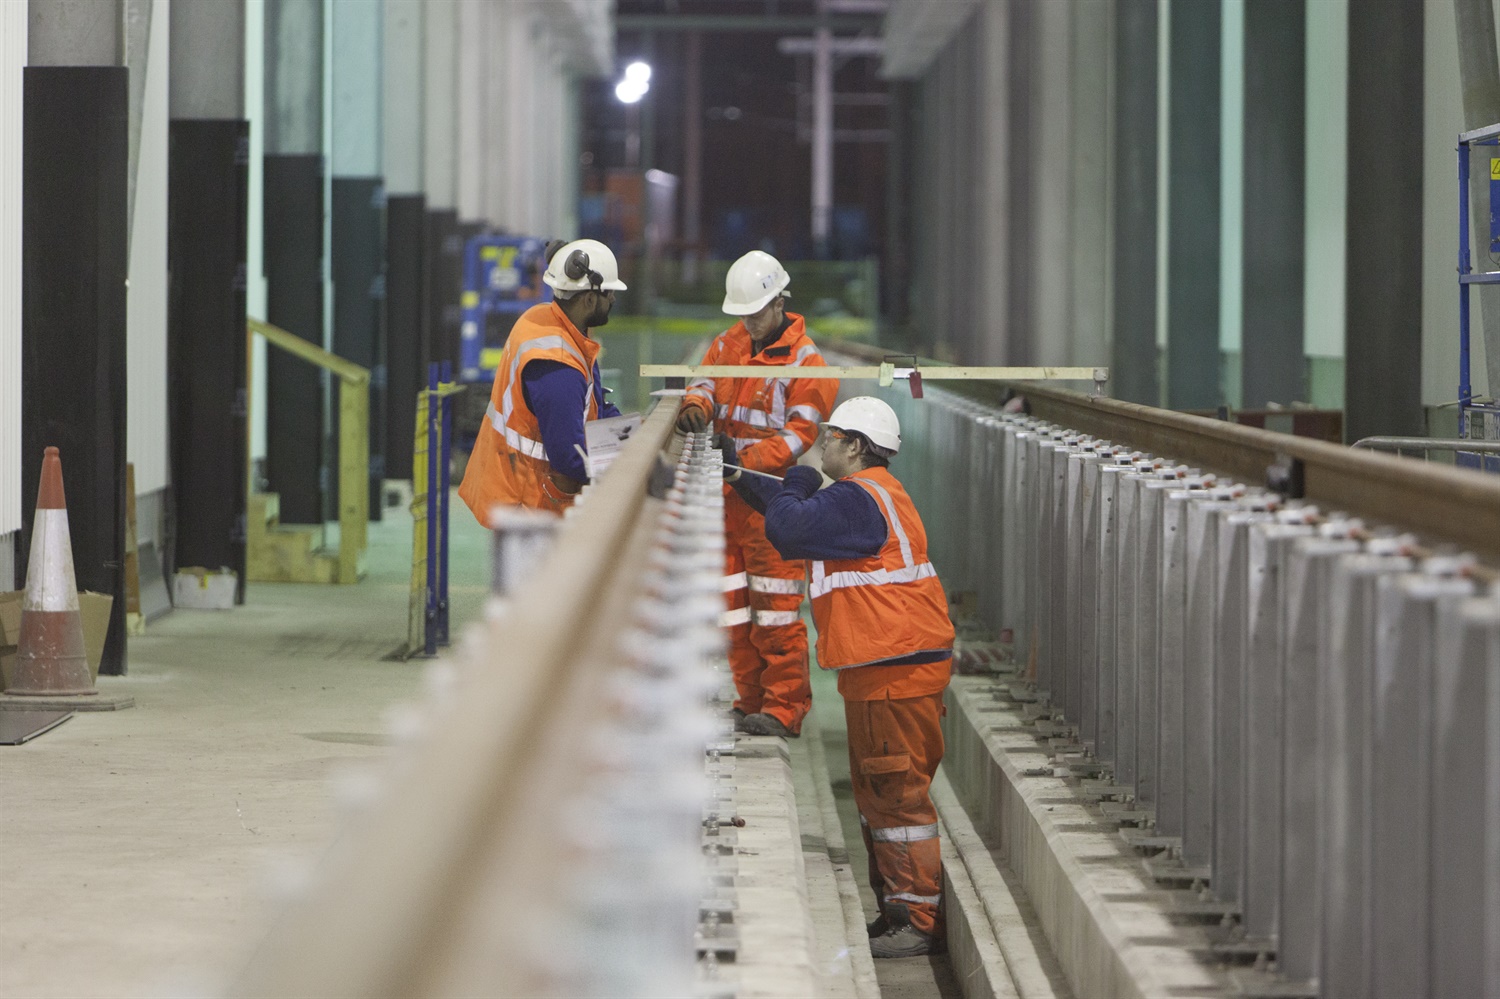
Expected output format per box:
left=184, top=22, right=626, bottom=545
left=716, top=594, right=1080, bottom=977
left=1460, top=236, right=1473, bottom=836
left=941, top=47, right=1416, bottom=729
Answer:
left=828, top=341, right=1500, bottom=565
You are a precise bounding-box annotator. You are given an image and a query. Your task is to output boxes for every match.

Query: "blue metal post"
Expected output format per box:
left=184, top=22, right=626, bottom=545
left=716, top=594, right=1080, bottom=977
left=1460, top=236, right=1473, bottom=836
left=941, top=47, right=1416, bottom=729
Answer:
left=1460, top=140, right=1473, bottom=437
left=425, top=362, right=439, bottom=656
left=438, top=359, right=453, bottom=646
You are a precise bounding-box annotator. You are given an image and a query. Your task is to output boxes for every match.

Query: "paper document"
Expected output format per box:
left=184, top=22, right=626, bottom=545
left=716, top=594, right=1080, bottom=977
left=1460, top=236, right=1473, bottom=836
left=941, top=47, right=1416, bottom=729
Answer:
left=584, top=413, right=643, bottom=479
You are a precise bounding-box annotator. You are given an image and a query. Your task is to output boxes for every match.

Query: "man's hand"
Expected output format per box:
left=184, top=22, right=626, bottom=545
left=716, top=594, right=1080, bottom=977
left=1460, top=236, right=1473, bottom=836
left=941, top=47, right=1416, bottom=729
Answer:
left=714, top=433, right=742, bottom=482
left=677, top=405, right=709, bottom=433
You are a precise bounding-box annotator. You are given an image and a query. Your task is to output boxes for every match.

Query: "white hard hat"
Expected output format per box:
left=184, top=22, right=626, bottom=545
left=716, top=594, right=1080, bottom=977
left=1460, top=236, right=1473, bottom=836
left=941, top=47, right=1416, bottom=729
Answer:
left=543, top=239, right=628, bottom=294
left=824, top=396, right=901, bottom=454
left=722, top=250, right=791, bottom=316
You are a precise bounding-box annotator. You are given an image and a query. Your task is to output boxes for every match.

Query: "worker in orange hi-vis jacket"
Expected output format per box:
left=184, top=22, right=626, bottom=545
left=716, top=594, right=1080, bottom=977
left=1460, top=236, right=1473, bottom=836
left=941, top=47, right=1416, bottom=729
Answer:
left=675, top=250, right=836, bottom=737
left=458, top=239, right=626, bottom=522
left=725, top=396, right=955, bottom=959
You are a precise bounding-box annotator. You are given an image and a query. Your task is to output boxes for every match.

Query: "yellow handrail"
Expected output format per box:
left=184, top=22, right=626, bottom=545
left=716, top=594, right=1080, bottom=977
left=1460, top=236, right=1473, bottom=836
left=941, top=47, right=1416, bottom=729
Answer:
left=248, top=317, right=370, bottom=384
left=246, top=318, right=369, bottom=584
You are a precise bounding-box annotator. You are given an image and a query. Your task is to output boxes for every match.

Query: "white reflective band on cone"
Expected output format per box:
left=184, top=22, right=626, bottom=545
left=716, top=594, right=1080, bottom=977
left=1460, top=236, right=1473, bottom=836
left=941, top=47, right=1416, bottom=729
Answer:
left=748, top=575, right=805, bottom=595
left=870, top=823, right=939, bottom=843
left=25, top=509, right=81, bottom=612
left=886, top=892, right=942, bottom=906
left=719, top=606, right=752, bottom=627
left=722, top=571, right=749, bottom=592
left=752, top=609, right=801, bottom=627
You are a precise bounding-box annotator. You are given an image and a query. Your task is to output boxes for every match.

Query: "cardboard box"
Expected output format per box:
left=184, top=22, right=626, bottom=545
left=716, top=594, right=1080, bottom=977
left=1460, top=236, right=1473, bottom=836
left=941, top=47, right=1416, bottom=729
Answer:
left=173, top=567, right=237, bottom=610
left=0, top=589, right=111, bottom=685
left=79, top=591, right=112, bottom=680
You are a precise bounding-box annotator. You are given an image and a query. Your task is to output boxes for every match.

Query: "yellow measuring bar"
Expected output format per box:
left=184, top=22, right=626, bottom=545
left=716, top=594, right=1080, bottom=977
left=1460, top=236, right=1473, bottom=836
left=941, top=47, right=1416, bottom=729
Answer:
left=640, top=364, right=1108, bottom=381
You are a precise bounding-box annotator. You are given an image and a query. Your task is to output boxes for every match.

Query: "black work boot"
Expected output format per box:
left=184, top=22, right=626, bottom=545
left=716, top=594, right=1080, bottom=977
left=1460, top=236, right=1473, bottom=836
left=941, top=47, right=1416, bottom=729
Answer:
left=868, top=903, right=938, bottom=959
left=866, top=913, right=889, bottom=938
left=739, top=712, right=798, bottom=738
left=732, top=707, right=748, bottom=731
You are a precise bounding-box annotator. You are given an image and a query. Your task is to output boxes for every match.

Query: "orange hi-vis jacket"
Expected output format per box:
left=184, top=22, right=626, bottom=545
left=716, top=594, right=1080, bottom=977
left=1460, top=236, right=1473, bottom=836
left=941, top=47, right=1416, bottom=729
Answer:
left=458, top=302, right=601, bottom=521
left=809, top=467, right=955, bottom=693
left=679, top=314, right=836, bottom=475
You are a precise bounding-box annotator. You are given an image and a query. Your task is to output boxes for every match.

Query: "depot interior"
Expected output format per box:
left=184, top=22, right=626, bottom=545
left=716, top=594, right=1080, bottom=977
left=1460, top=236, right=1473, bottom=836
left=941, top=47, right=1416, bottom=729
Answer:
left=2, top=1, right=1500, bottom=997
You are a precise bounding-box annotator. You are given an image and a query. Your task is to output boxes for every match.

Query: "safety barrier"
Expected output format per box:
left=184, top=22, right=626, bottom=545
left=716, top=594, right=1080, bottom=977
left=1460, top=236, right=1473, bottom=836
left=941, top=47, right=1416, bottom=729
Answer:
left=405, top=362, right=463, bottom=657
left=864, top=380, right=1500, bottom=997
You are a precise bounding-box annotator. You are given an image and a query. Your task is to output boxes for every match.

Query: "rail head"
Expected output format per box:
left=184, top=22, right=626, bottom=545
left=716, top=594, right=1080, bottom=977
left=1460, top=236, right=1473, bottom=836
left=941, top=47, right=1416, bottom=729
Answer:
left=825, top=341, right=1500, bottom=566
left=232, top=401, right=680, bottom=997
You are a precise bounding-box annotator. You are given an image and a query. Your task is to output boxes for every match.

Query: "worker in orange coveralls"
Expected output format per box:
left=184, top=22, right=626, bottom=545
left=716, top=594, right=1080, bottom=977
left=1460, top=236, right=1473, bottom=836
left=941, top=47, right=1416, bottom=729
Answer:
left=675, top=250, right=836, bottom=737
left=725, top=396, right=955, bottom=959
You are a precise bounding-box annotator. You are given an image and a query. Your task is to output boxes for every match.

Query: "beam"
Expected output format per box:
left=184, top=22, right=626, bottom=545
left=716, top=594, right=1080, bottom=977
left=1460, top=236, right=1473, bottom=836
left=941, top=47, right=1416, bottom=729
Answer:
left=614, top=14, right=876, bottom=33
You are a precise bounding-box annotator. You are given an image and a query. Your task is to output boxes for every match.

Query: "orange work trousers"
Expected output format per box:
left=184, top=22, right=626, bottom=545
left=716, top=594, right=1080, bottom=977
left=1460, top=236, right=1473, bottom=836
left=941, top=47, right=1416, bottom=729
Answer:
left=846, top=691, right=946, bottom=936
left=722, top=492, right=811, bottom=733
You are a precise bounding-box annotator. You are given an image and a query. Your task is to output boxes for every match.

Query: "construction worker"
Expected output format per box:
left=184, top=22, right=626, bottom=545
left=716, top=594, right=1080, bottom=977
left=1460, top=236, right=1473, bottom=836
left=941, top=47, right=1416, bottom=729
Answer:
left=676, top=250, right=836, bottom=737
left=724, top=396, right=954, bottom=959
left=458, top=239, right=625, bottom=522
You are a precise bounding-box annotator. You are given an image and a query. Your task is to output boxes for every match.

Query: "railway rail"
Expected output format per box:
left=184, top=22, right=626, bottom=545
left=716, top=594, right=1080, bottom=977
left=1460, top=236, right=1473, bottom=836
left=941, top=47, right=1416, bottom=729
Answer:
left=230, top=339, right=1500, bottom=998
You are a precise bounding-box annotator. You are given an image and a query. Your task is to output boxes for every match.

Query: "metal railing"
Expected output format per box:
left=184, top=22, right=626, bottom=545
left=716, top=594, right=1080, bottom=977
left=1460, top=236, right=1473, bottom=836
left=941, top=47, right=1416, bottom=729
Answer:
left=869, top=382, right=1500, bottom=997
left=1352, top=433, right=1500, bottom=456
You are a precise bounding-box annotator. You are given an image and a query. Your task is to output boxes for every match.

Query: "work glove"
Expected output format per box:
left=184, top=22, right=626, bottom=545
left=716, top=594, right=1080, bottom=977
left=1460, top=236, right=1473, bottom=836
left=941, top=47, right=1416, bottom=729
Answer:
left=677, top=405, right=709, bottom=433
left=714, top=433, right=742, bottom=482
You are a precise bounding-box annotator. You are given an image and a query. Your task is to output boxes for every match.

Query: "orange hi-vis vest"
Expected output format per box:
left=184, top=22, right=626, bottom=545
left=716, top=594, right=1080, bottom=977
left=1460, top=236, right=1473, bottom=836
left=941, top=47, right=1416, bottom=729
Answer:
left=679, top=314, right=836, bottom=475
left=458, top=302, right=601, bottom=521
left=809, top=467, right=955, bottom=672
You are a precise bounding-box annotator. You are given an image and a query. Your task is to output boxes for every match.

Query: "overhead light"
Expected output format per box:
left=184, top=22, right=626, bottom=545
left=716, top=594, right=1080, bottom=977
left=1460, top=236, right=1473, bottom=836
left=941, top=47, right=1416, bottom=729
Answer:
left=615, top=79, right=647, bottom=104
left=624, top=61, right=652, bottom=84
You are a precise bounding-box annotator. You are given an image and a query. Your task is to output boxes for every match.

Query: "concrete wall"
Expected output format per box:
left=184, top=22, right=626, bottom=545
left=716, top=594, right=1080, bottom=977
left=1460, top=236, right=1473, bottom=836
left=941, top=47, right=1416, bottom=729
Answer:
left=0, top=1, right=23, bottom=542
left=886, top=0, right=1480, bottom=423
left=126, top=0, right=169, bottom=496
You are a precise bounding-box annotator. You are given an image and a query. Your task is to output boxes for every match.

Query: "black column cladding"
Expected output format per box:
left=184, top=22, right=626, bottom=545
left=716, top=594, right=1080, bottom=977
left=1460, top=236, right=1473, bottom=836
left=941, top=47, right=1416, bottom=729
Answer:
left=167, top=119, right=249, bottom=599
left=385, top=194, right=426, bottom=481
left=21, top=67, right=129, bottom=674
left=424, top=208, right=462, bottom=371
left=263, top=154, right=325, bottom=525
left=331, top=177, right=386, bottom=520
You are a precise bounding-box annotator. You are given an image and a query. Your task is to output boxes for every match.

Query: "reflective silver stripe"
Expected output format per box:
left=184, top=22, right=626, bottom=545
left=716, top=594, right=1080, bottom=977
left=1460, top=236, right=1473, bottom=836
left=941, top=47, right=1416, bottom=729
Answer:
left=752, top=608, right=801, bottom=627
left=870, top=823, right=939, bottom=843
left=731, top=404, right=773, bottom=428
left=719, top=606, right=752, bottom=627
left=771, top=378, right=788, bottom=426
left=486, top=402, right=548, bottom=460
left=808, top=560, right=937, bottom=599
left=779, top=429, right=807, bottom=458
left=749, top=575, right=806, bottom=595
left=795, top=342, right=821, bottom=363
left=788, top=404, right=823, bottom=423
left=733, top=437, right=760, bottom=450
left=501, top=335, right=589, bottom=428
left=859, top=478, right=915, bottom=566
left=886, top=892, right=942, bottom=906
left=716, top=404, right=730, bottom=419
left=722, top=571, right=749, bottom=592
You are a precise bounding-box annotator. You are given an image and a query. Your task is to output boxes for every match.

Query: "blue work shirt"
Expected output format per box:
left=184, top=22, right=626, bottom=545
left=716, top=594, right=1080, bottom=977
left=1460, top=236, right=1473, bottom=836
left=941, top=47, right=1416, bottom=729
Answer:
left=521, top=359, right=621, bottom=483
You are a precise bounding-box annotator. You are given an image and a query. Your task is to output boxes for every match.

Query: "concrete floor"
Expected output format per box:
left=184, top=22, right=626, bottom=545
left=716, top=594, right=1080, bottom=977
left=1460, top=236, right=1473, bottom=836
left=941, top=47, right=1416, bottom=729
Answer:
left=0, top=500, right=491, bottom=998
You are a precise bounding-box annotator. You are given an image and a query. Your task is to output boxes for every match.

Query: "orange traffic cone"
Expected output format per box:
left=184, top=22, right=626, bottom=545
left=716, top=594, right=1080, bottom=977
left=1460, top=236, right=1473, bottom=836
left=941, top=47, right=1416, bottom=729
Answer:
left=6, top=447, right=95, bottom=696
